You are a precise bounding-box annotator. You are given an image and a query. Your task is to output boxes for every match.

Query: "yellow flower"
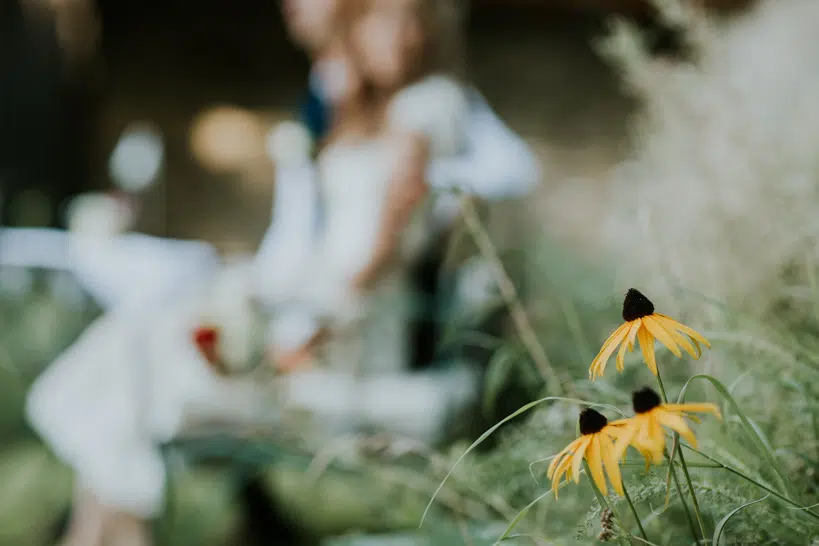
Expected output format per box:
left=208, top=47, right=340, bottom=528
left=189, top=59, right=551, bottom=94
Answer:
left=589, top=289, right=711, bottom=380
left=548, top=408, right=627, bottom=498
left=612, top=387, right=721, bottom=465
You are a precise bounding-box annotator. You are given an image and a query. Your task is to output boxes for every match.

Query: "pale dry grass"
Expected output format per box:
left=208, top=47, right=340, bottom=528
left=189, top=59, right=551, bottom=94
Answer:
left=591, top=0, right=819, bottom=319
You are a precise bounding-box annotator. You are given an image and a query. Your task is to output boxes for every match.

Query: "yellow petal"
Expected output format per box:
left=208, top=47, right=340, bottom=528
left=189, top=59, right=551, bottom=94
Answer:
left=616, top=321, right=641, bottom=371
left=638, top=447, right=655, bottom=471
left=633, top=414, right=665, bottom=459
left=652, top=315, right=699, bottom=359
left=612, top=421, right=638, bottom=459
left=643, top=315, right=682, bottom=358
left=550, top=459, right=564, bottom=496
left=571, top=436, right=592, bottom=484
left=547, top=453, right=564, bottom=480
left=663, top=403, right=721, bottom=419
left=590, top=322, right=631, bottom=380
left=547, top=438, right=581, bottom=478
left=551, top=451, right=576, bottom=498
left=555, top=452, right=574, bottom=482
left=656, top=409, right=698, bottom=448
left=626, top=319, right=641, bottom=351
left=657, top=314, right=711, bottom=349
left=600, top=434, right=624, bottom=496
left=587, top=435, right=608, bottom=495
left=637, top=326, right=658, bottom=375
left=616, top=332, right=630, bottom=372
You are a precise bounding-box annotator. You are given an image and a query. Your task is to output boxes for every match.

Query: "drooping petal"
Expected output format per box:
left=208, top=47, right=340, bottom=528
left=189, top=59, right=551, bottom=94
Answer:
left=570, top=436, right=593, bottom=484
left=616, top=332, right=630, bottom=372
left=637, top=446, right=656, bottom=471
left=590, top=322, right=632, bottom=380
left=600, top=433, right=624, bottom=496
left=626, top=319, right=641, bottom=352
left=547, top=438, right=582, bottom=478
left=643, top=315, right=682, bottom=358
left=656, top=409, right=698, bottom=448
left=663, top=403, right=721, bottom=418
left=586, top=435, right=608, bottom=495
left=653, top=315, right=699, bottom=358
left=637, top=327, right=658, bottom=375
left=633, top=414, right=666, bottom=459
left=657, top=314, right=711, bottom=349
left=551, top=451, right=576, bottom=497
left=616, top=321, right=641, bottom=371
left=612, top=420, right=638, bottom=459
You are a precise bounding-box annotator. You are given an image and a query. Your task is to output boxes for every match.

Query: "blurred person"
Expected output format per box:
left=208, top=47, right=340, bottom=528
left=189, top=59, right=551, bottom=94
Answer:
left=256, top=0, right=539, bottom=432
left=25, top=256, right=298, bottom=546
left=262, top=0, right=469, bottom=374
left=258, top=0, right=478, bottom=448
left=275, top=0, right=539, bottom=374
left=235, top=0, right=541, bottom=540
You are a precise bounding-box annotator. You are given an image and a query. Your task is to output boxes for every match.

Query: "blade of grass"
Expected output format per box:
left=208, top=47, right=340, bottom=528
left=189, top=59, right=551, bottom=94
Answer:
left=677, top=374, right=794, bottom=497
left=419, top=396, right=624, bottom=527
left=712, top=494, right=769, bottom=546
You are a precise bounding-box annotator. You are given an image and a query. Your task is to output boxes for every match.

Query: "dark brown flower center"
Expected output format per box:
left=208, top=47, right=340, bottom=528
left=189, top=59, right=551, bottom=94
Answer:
left=579, top=408, right=608, bottom=435
left=622, top=288, right=655, bottom=322
left=632, top=387, right=662, bottom=414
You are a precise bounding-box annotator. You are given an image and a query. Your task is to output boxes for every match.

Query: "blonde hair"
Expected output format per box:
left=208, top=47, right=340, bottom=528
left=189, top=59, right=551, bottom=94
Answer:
left=321, top=0, right=466, bottom=144
left=334, top=0, right=465, bottom=87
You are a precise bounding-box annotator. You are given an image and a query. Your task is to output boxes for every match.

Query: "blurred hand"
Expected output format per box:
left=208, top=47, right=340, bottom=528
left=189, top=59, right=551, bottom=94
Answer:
left=352, top=133, right=429, bottom=292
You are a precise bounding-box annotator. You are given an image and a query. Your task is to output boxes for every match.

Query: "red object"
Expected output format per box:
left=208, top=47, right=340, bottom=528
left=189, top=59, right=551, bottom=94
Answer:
left=193, top=326, right=220, bottom=363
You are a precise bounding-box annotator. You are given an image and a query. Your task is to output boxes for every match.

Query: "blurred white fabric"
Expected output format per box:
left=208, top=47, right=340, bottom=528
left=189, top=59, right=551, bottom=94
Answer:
left=25, top=260, right=276, bottom=517
left=0, top=191, right=221, bottom=310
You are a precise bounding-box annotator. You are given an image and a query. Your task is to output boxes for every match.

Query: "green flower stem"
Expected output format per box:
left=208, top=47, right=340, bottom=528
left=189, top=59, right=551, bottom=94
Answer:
left=664, top=449, right=701, bottom=544
left=620, top=461, right=722, bottom=469
left=655, top=367, right=706, bottom=544
left=684, top=445, right=819, bottom=521
left=622, top=479, right=649, bottom=542
left=583, top=461, right=631, bottom=546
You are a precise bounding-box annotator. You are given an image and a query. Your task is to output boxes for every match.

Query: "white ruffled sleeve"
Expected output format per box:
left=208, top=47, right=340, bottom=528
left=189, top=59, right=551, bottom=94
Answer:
left=252, top=162, right=321, bottom=309
left=387, top=75, right=470, bottom=157
left=426, top=88, right=541, bottom=200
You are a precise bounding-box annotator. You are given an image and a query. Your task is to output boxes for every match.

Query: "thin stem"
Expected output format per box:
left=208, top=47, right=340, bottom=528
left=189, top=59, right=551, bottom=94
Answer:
left=812, top=409, right=819, bottom=463
left=684, top=445, right=819, bottom=521
left=676, top=444, right=707, bottom=538
left=656, top=367, right=707, bottom=543
left=583, top=462, right=630, bottom=546
left=620, top=461, right=722, bottom=469
left=622, top=479, right=649, bottom=542
left=664, top=450, right=700, bottom=544
left=458, top=196, right=568, bottom=395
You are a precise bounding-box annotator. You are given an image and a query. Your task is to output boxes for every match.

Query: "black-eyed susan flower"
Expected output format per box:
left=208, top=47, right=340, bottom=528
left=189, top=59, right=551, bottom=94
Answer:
left=612, top=387, right=721, bottom=464
left=548, top=408, right=627, bottom=497
left=589, top=288, right=711, bottom=380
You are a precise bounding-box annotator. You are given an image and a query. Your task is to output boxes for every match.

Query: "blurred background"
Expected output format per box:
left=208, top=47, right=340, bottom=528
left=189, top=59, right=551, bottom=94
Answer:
left=12, top=0, right=819, bottom=545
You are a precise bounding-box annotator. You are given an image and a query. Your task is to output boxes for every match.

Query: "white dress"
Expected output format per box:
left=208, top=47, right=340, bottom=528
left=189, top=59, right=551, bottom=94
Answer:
left=25, top=260, right=278, bottom=518
left=264, top=75, right=470, bottom=377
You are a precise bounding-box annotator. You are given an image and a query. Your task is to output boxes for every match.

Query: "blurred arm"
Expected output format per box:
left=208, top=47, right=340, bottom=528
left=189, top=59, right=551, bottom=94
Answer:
left=426, top=89, right=541, bottom=200
left=253, top=162, right=320, bottom=305
left=352, top=132, right=430, bottom=291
